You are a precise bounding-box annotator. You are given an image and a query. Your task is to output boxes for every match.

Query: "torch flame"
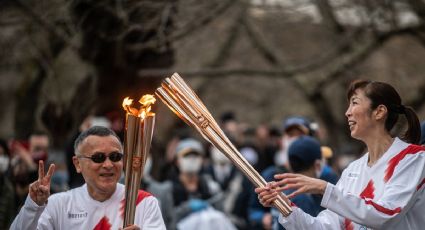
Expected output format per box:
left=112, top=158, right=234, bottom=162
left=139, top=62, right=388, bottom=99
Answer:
left=122, top=97, right=139, bottom=116
left=122, top=95, right=156, bottom=118
left=138, top=94, right=156, bottom=118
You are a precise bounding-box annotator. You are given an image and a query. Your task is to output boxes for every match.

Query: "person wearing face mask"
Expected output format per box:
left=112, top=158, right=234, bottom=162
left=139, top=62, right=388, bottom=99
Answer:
left=250, top=136, right=324, bottom=230
left=10, top=132, right=50, bottom=209
left=204, top=146, right=246, bottom=229
left=274, top=116, right=311, bottom=171
left=208, top=146, right=236, bottom=188
left=248, top=118, right=309, bottom=230
left=0, top=138, right=16, bottom=229
left=164, top=138, right=233, bottom=230
left=268, top=136, right=325, bottom=230
left=282, top=136, right=325, bottom=213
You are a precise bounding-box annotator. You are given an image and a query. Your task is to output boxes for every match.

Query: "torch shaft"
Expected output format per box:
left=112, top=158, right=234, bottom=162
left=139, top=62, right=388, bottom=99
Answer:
left=123, top=115, right=142, bottom=226
left=155, top=74, right=292, bottom=216
left=123, top=115, right=156, bottom=227
left=204, top=126, right=292, bottom=214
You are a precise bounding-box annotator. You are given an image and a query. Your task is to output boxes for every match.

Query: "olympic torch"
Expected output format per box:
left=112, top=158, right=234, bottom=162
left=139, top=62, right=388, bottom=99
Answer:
left=155, top=73, right=292, bottom=216
left=122, top=95, right=156, bottom=227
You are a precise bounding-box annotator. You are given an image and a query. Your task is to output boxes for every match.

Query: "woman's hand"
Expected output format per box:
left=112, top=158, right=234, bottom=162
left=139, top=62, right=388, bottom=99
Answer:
left=255, top=182, right=291, bottom=207
left=29, top=160, right=55, bottom=206
left=274, top=173, right=327, bottom=199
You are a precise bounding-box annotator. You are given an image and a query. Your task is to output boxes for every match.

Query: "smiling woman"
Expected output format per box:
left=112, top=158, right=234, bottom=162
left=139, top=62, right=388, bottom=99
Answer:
left=346, top=80, right=421, bottom=146
left=255, top=79, right=425, bottom=230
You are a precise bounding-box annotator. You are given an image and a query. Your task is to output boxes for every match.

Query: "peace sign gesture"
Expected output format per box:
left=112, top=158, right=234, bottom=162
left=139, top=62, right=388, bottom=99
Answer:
left=29, top=160, right=55, bottom=206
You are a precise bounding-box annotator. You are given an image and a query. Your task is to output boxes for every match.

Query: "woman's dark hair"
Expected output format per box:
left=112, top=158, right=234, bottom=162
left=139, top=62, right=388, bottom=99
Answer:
left=0, top=138, right=10, bottom=157
left=347, top=80, right=421, bottom=144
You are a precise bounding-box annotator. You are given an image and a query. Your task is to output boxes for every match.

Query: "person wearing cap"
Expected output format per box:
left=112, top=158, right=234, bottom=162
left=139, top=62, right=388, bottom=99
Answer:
left=269, top=136, right=326, bottom=230
left=285, top=136, right=326, bottom=212
left=163, top=138, right=226, bottom=229
left=256, top=80, right=425, bottom=229
left=274, top=116, right=311, bottom=171
left=248, top=118, right=310, bottom=230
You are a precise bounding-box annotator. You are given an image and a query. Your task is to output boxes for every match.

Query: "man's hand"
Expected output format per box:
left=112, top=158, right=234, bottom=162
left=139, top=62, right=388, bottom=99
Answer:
left=29, top=160, right=55, bottom=206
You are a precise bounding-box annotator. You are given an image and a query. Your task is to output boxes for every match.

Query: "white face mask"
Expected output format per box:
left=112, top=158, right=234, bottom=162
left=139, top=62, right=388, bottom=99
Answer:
left=282, top=136, right=297, bottom=150
left=274, top=150, right=287, bottom=166
left=214, top=163, right=231, bottom=183
left=0, top=156, right=9, bottom=173
left=274, top=136, right=296, bottom=166
left=315, top=160, right=324, bottom=178
left=211, top=146, right=230, bottom=165
left=315, top=169, right=322, bottom=178
left=179, top=156, right=202, bottom=174
left=240, top=147, right=258, bottom=166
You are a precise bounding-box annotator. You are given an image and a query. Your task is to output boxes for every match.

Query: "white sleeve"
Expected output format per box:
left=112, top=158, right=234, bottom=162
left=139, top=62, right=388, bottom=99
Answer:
left=277, top=175, right=349, bottom=230
left=278, top=206, right=343, bottom=230
left=10, top=195, right=51, bottom=230
left=139, top=196, right=166, bottom=230
left=322, top=151, right=425, bottom=229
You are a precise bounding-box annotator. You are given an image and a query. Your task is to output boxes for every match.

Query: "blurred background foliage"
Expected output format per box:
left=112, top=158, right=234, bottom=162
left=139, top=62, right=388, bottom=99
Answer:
left=1, top=0, right=425, bottom=155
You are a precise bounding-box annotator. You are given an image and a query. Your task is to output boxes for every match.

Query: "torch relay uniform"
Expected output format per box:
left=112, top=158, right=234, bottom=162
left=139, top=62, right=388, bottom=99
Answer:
left=10, top=183, right=166, bottom=230
left=278, top=138, right=425, bottom=230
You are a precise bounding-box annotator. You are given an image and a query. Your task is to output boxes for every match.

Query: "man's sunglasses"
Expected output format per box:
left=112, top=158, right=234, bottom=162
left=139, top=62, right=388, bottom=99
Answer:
left=78, top=152, right=123, bottom=163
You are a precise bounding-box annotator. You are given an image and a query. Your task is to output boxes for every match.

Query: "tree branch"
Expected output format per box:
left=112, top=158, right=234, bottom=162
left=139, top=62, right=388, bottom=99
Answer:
left=313, top=24, right=425, bottom=92
left=315, top=0, right=344, bottom=33
left=243, top=16, right=281, bottom=65
left=207, top=4, right=245, bottom=67
left=13, top=0, right=78, bottom=51
left=407, top=0, right=425, bottom=22
left=138, top=68, right=292, bottom=78
left=405, top=81, right=425, bottom=111
left=125, top=0, right=236, bottom=51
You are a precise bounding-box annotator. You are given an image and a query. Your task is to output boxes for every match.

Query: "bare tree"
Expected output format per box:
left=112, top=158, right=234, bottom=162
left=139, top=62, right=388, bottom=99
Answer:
left=139, top=0, right=425, bottom=151
left=1, top=0, right=425, bottom=152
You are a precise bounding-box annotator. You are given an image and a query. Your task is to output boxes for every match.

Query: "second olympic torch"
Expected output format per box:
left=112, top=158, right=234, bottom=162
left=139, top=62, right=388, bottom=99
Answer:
left=155, top=73, right=292, bottom=216
left=122, top=95, right=156, bottom=227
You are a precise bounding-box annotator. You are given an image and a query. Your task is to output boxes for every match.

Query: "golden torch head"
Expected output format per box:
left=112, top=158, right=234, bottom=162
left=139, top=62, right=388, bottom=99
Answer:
left=121, top=94, right=156, bottom=227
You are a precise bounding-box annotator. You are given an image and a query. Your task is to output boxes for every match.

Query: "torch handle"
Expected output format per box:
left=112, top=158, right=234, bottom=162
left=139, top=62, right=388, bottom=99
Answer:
left=204, top=126, right=292, bottom=215
left=156, top=74, right=292, bottom=216
left=123, top=115, right=156, bottom=227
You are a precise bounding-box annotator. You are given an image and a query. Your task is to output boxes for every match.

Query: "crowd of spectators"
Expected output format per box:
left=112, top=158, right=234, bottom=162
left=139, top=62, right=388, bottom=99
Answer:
left=3, top=111, right=421, bottom=229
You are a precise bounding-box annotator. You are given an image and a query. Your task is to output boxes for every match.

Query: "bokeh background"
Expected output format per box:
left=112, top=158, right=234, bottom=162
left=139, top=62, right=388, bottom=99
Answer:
left=2, top=0, right=425, bottom=153
left=2, top=0, right=425, bottom=229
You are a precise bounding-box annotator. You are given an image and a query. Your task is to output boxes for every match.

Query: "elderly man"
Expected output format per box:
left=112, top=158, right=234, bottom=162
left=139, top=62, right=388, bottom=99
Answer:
left=11, top=126, right=166, bottom=230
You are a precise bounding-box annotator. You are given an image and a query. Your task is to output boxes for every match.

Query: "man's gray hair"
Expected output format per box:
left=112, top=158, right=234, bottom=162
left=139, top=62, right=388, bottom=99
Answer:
left=74, top=126, right=122, bottom=154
